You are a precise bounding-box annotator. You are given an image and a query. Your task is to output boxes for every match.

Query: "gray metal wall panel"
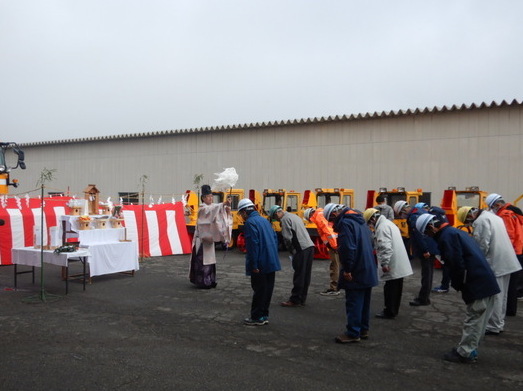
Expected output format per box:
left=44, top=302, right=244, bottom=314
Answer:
left=11, top=105, right=523, bottom=209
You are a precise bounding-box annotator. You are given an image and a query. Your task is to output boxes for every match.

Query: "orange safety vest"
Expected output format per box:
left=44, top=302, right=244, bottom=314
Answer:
left=310, top=208, right=338, bottom=250
left=497, top=203, right=523, bottom=255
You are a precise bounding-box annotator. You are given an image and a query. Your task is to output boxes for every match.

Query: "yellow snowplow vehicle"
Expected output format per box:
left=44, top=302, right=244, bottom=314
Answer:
left=261, top=188, right=302, bottom=223
left=0, top=142, right=26, bottom=195
left=440, top=186, right=488, bottom=227
left=302, top=188, right=355, bottom=259
left=366, top=187, right=430, bottom=240
left=260, top=189, right=302, bottom=250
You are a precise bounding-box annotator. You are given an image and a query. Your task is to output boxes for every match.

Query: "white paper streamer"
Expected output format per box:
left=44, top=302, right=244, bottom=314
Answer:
left=34, top=226, right=42, bottom=247
left=106, top=197, right=113, bottom=210
left=213, top=167, right=239, bottom=192
left=49, top=226, right=61, bottom=247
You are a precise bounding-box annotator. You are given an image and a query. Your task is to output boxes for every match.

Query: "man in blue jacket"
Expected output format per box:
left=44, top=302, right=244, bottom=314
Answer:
left=416, top=214, right=500, bottom=363
left=238, top=199, right=281, bottom=326
left=324, top=204, right=378, bottom=343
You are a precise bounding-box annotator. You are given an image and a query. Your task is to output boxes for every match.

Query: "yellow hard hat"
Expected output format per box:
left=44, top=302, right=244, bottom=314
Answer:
left=457, top=206, right=473, bottom=224
left=363, top=208, right=379, bottom=224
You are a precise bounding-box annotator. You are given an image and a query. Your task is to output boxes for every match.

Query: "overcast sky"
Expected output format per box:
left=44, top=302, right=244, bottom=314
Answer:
left=1, top=0, right=522, bottom=144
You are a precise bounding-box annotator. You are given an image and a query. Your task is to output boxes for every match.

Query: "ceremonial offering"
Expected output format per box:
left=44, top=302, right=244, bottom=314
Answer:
left=94, top=218, right=108, bottom=229
left=67, top=199, right=84, bottom=215
left=78, top=215, right=92, bottom=230
left=110, top=218, right=124, bottom=228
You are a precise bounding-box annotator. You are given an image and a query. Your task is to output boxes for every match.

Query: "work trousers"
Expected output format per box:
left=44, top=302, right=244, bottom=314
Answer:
left=383, top=278, right=404, bottom=317
left=457, top=295, right=495, bottom=358
left=440, top=263, right=450, bottom=289
left=250, top=272, right=276, bottom=321
left=486, top=274, right=510, bottom=333
left=417, top=255, right=434, bottom=303
left=289, top=246, right=314, bottom=305
left=506, top=254, right=523, bottom=316
left=328, top=249, right=341, bottom=291
left=344, top=287, right=372, bottom=338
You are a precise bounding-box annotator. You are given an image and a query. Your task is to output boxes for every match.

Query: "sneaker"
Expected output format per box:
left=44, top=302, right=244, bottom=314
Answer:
left=320, top=289, right=341, bottom=296
left=260, top=316, right=269, bottom=324
left=443, top=348, right=477, bottom=364
left=432, top=285, right=449, bottom=293
left=243, top=317, right=268, bottom=326
left=360, top=330, right=369, bottom=340
left=485, top=330, right=500, bottom=336
left=335, top=334, right=360, bottom=344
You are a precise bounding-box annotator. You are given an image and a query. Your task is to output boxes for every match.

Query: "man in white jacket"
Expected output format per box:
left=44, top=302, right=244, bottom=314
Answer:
left=364, top=208, right=413, bottom=319
left=457, top=207, right=522, bottom=335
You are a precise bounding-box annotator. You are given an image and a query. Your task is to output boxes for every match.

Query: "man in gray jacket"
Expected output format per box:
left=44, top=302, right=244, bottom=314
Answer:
left=269, top=205, right=315, bottom=307
left=457, top=207, right=522, bottom=335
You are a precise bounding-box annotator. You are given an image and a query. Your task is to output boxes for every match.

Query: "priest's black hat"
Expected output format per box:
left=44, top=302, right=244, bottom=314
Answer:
left=201, top=185, right=212, bottom=196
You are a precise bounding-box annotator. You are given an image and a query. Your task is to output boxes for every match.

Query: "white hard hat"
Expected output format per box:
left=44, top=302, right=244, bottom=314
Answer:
left=324, top=203, right=343, bottom=221
left=416, top=213, right=435, bottom=234
left=485, top=193, right=503, bottom=208
left=304, top=208, right=315, bottom=222
left=237, top=198, right=254, bottom=211
left=393, top=200, right=408, bottom=215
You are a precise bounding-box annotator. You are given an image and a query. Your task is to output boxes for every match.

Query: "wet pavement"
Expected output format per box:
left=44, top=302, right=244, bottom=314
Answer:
left=1, top=249, right=522, bottom=391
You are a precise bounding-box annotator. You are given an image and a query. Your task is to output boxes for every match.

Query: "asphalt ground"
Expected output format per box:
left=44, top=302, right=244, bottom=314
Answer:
left=1, top=249, right=522, bottom=391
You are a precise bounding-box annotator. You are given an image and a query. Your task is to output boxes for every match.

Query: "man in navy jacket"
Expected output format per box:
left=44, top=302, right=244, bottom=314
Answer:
left=326, top=205, right=378, bottom=343
left=417, top=214, right=500, bottom=363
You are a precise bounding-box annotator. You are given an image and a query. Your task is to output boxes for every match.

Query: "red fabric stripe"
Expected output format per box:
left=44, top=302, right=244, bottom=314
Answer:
left=0, top=210, right=13, bottom=265
left=22, top=205, right=35, bottom=247
left=155, top=204, right=173, bottom=256
left=124, top=205, right=151, bottom=258
left=2, top=198, right=190, bottom=263
left=173, top=202, right=192, bottom=253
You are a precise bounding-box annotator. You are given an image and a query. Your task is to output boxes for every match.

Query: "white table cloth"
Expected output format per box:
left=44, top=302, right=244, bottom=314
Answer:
left=12, top=247, right=91, bottom=267
left=12, top=247, right=91, bottom=293
left=81, top=241, right=139, bottom=277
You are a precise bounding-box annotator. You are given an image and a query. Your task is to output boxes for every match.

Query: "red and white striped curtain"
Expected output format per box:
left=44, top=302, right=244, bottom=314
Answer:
left=0, top=197, right=191, bottom=265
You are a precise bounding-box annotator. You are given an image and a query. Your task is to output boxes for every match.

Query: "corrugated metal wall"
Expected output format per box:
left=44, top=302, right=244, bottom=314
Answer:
left=13, top=103, right=523, bottom=209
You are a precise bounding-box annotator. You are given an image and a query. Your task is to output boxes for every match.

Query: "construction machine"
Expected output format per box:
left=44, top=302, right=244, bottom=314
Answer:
left=440, top=186, right=488, bottom=227
left=258, top=189, right=302, bottom=250
left=0, top=142, right=26, bottom=195
left=302, top=188, right=355, bottom=259
left=261, top=188, right=302, bottom=220
left=313, top=187, right=355, bottom=210
left=366, top=187, right=430, bottom=256
left=514, top=193, right=523, bottom=208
